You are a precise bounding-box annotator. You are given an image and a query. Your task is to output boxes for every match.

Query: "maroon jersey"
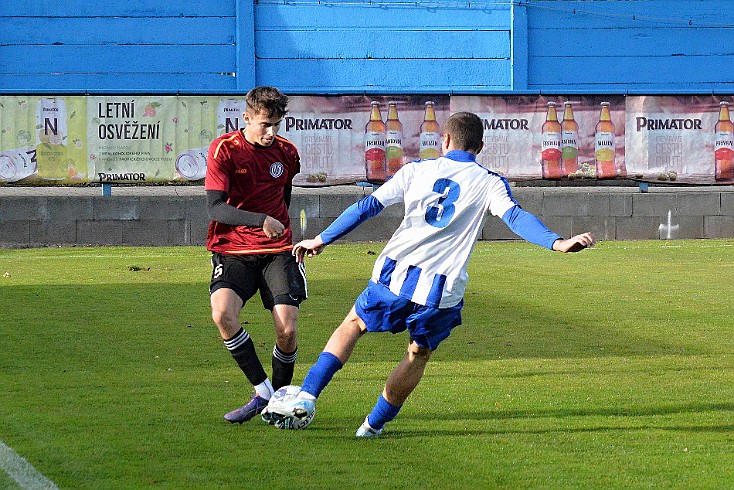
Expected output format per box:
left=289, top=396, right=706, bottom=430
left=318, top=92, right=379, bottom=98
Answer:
left=205, top=130, right=300, bottom=254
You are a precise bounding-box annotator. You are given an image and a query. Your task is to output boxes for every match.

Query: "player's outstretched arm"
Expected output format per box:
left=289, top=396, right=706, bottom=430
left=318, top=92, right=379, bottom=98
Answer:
left=552, top=232, right=596, bottom=253
left=293, top=235, right=326, bottom=263
left=292, top=195, right=387, bottom=263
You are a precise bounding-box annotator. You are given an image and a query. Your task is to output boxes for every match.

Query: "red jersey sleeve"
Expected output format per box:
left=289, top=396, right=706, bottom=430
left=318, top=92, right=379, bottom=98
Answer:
left=205, top=134, right=235, bottom=192
left=287, top=142, right=301, bottom=183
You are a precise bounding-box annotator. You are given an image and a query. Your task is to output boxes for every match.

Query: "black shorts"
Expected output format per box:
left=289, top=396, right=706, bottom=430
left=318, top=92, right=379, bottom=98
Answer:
left=209, top=251, right=307, bottom=310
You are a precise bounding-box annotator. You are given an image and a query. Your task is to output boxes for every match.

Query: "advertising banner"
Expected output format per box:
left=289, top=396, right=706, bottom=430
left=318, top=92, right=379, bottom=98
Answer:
left=1, top=94, right=732, bottom=186
left=88, top=96, right=247, bottom=184
left=625, top=95, right=733, bottom=184
left=0, top=96, right=87, bottom=184
left=284, top=95, right=450, bottom=186
left=452, top=95, right=627, bottom=181
left=89, top=96, right=177, bottom=183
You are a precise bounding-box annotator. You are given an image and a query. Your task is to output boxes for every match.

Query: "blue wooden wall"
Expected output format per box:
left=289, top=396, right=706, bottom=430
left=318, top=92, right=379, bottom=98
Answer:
left=0, top=0, right=247, bottom=93
left=0, top=0, right=731, bottom=94
left=253, top=1, right=512, bottom=93
left=524, top=0, right=734, bottom=94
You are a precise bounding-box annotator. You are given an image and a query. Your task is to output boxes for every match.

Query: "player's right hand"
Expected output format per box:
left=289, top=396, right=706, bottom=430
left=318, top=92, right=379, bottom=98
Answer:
left=292, top=236, right=325, bottom=263
left=552, top=232, right=595, bottom=253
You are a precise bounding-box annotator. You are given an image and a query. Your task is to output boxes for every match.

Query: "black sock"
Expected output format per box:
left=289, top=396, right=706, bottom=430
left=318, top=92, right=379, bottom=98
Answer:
left=224, top=328, right=267, bottom=386
left=271, top=345, right=297, bottom=391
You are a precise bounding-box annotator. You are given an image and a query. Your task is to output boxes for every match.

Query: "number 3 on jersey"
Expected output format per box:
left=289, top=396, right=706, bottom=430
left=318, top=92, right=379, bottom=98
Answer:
left=425, top=178, right=460, bottom=228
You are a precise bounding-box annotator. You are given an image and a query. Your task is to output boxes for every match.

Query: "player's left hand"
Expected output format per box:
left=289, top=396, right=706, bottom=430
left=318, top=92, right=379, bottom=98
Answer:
left=552, top=232, right=595, bottom=253
left=263, top=216, right=285, bottom=239
left=292, top=236, right=325, bottom=263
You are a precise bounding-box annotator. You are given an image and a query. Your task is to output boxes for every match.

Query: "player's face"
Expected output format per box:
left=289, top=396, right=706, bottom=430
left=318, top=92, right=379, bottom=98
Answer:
left=243, top=110, right=282, bottom=147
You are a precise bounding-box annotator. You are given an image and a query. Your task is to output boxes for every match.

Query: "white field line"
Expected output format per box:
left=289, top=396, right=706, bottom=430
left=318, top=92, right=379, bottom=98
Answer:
left=0, top=441, right=58, bottom=490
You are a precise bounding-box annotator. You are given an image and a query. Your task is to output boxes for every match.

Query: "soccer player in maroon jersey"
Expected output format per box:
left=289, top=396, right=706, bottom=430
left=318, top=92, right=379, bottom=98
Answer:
left=205, top=86, right=307, bottom=424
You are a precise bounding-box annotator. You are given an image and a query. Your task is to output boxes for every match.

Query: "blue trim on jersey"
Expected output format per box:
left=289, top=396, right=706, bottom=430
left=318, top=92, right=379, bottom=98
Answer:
left=497, top=175, right=520, bottom=206
left=319, top=195, right=385, bottom=245
left=426, top=273, right=447, bottom=308
left=399, top=265, right=421, bottom=298
left=453, top=154, right=520, bottom=210
left=379, top=256, right=397, bottom=286
left=502, top=205, right=562, bottom=250
left=444, top=150, right=476, bottom=162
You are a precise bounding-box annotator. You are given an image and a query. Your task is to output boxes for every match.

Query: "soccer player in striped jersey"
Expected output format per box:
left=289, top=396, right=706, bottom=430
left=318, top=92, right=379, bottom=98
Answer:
left=205, top=86, right=307, bottom=424
left=265, top=111, right=594, bottom=436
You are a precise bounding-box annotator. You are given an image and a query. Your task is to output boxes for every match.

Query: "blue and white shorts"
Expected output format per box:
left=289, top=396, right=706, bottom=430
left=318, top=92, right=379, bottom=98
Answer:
left=355, top=280, right=463, bottom=351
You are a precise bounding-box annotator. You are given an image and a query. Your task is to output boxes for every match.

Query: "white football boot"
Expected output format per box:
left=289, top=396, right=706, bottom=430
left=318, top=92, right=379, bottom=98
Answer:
left=355, top=416, right=383, bottom=438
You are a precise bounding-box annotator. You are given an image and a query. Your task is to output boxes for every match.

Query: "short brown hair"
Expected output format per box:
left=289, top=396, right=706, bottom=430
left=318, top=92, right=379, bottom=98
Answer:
left=245, top=86, right=289, bottom=119
left=443, top=112, right=484, bottom=153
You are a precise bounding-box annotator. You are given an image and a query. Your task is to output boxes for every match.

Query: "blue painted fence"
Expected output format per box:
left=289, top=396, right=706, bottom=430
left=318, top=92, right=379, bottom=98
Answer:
left=0, top=0, right=732, bottom=94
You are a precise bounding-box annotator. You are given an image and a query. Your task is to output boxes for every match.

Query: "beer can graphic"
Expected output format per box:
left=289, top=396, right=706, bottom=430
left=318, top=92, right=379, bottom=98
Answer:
left=175, top=146, right=207, bottom=181
left=217, top=98, right=246, bottom=136
left=36, top=97, right=69, bottom=180
left=0, top=146, right=37, bottom=183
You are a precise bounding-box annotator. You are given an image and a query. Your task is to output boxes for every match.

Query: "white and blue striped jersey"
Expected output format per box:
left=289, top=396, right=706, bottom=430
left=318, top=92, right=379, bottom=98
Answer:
left=319, top=150, right=561, bottom=308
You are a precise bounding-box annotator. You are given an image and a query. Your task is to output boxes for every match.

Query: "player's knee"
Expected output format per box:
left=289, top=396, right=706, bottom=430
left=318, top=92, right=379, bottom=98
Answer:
left=276, top=324, right=297, bottom=344
left=345, top=308, right=368, bottom=334
left=407, top=343, right=432, bottom=364
left=211, top=309, right=237, bottom=330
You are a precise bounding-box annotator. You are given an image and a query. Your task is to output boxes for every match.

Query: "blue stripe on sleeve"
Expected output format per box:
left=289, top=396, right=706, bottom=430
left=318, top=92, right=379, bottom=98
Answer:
left=502, top=205, right=562, bottom=250
left=319, top=195, right=385, bottom=245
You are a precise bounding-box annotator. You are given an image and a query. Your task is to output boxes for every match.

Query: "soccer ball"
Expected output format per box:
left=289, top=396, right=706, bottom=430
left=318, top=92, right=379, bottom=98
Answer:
left=261, top=385, right=315, bottom=430
left=272, top=384, right=302, bottom=402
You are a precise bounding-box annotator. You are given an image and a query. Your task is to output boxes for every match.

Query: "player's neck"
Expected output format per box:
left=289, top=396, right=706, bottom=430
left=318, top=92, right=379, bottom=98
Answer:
left=241, top=129, right=274, bottom=148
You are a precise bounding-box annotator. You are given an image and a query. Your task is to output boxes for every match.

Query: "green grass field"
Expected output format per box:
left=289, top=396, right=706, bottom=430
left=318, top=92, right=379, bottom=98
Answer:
left=1, top=240, right=733, bottom=489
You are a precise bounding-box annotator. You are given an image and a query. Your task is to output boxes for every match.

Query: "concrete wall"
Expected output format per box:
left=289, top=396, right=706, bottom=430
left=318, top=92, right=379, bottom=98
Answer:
left=1, top=185, right=732, bottom=248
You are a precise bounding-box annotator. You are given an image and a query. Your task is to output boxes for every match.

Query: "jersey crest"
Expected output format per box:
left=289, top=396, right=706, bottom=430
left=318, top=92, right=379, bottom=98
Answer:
left=270, top=162, right=285, bottom=178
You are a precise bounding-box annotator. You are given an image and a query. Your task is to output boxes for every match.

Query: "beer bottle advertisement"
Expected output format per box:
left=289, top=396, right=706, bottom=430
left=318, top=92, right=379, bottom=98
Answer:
left=4, top=93, right=734, bottom=186
left=561, top=102, right=579, bottom=177
left=273, top=95, right=364, bottom=185
left=419, top=101, right=441, bottom=160
left=542, top=102, right=562, bottom=179
left=385, top=101, right=404, bottom=177
left=450, top=95, right=535, bottom=178
left=595, top=102, right=618, bottom=179
left=714, top=101, right=734, bottom=182
left=450, top=95, right=626, bottom=181
left=364, top=101, right=386, bottom=182
left=283, top=95, right=449, bottom=186
left=625, top=95, right=730, bottom=184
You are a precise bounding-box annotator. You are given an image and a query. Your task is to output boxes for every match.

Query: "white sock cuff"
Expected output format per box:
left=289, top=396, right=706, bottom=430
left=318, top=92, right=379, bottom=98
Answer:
left=224, top=329, right=250, bottom=351
left=255, top=379, right=274, bottom=400
left=273, top=345, right=298, bottom=363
